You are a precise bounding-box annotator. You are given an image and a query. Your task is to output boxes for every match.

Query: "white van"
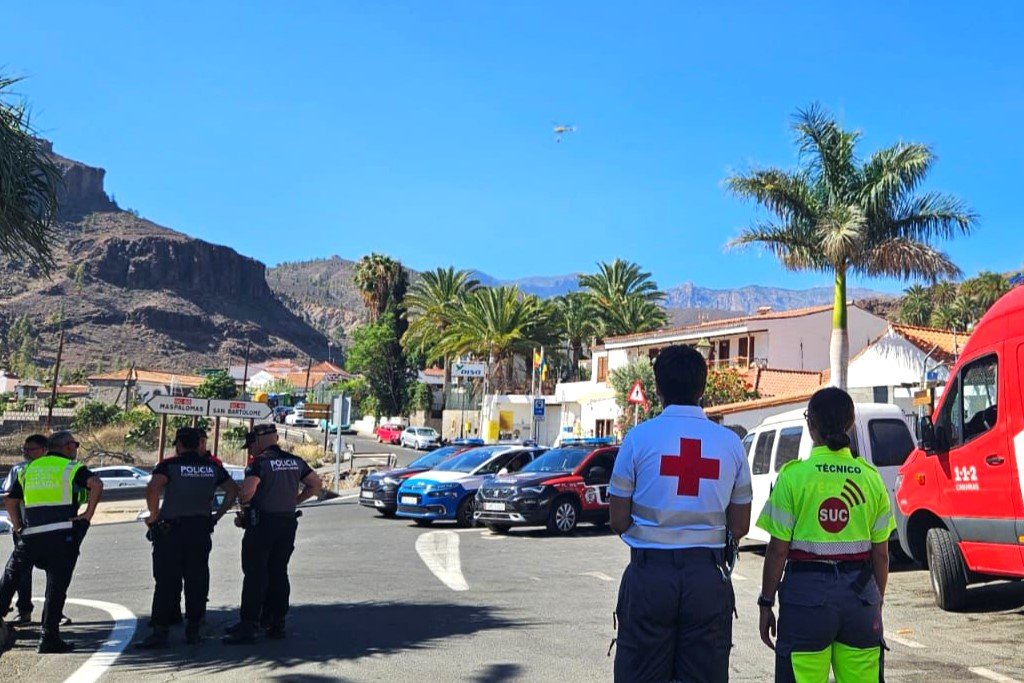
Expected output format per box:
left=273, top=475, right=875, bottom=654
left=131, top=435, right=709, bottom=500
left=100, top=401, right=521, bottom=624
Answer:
left=740, top=403, right=915, bottom=545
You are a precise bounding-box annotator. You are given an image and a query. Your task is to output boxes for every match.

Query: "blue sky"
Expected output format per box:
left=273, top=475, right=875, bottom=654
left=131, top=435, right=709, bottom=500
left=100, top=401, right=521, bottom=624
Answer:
left=3, top=2, right=1022, bottom=293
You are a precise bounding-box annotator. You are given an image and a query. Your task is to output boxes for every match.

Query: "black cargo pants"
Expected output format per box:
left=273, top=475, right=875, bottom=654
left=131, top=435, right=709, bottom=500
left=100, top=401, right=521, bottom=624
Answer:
left=239, top=514, right=298, bottom=627
left=614, top=547, right=734, bottom=683
left=0, top=529, right=80, bottom=638
left=150, top=517, right=214, bottom=627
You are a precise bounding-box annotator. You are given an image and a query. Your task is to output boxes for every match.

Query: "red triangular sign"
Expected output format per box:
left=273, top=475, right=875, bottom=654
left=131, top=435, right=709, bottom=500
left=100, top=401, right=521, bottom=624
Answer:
left=627, top=380, right=647, bottom=405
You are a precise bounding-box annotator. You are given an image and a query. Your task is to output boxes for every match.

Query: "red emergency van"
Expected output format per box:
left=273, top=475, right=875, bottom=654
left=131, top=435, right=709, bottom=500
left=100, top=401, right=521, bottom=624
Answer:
left=896, top=283, right=1024, bottom=611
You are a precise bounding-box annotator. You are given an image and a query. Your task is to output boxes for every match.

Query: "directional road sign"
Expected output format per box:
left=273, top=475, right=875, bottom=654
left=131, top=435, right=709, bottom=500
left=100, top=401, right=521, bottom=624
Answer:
left=303, top=402, right=331, bottom=419
left=627, top=380, right=647, bottom=405
left=209, top=399, right=272, bottom=420
left=146, top=395, right=210, bottom=417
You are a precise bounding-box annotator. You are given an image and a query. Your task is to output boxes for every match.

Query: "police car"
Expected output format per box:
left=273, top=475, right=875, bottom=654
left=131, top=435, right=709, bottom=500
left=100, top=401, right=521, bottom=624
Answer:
left=396, top=445, right=545, bottom=527
left=360, top=444, right=469, bottom=516
left=474, top=438, right=618, bottom=535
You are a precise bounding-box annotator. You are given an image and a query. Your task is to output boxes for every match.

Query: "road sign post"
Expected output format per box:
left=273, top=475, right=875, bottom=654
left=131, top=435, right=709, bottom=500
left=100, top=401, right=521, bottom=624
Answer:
left=627, top=380, right=647, bottom=427
left=533, top=398, right=546, bottom=443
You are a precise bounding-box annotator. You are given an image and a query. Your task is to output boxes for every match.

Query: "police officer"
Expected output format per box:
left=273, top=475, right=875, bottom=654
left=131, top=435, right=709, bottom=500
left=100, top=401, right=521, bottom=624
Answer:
left=1, top=435, right=47, bottom=625
left=136, top=427, right=239, bottom=648
left=757, top=387, right=895, bottom=682
left=223, top=423, right=321, bottom=644
left=608, top=345, right=752, bottom=683
left=0, top=431, right=103, bottom=653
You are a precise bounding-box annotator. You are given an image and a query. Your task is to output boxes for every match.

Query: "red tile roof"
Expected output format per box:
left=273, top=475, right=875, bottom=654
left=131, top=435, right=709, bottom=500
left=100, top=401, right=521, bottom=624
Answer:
left=891, top=324, right=967, bottom=364
left=743, top=367, right=827, bottom=398
left=88, top=369, right=206, bottom=387
left=706, top=390, right=816, bottom=417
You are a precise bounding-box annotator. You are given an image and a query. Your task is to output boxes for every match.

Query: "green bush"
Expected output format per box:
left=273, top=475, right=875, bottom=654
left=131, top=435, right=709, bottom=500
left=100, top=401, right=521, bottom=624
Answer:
left=121, top=408, right=159, bottom=448
left=73, top=401, right=122, bottom=431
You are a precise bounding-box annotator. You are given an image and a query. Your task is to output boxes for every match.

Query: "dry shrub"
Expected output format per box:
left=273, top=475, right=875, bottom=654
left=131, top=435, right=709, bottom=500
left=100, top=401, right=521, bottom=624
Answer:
left=291, top=442, right=327, bottom=466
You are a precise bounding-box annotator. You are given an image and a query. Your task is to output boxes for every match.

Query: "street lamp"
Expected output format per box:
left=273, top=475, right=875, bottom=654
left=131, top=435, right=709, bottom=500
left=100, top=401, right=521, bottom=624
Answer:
left=695, top=337, right=713, bottom=361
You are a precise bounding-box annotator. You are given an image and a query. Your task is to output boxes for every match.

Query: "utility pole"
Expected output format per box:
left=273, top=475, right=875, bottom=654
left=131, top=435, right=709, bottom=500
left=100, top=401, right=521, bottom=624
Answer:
left=303, top=354, right=313, bottom=396
left=45, top=328, right=65, bottom=430
left=240, top=336, right=252, bottom=400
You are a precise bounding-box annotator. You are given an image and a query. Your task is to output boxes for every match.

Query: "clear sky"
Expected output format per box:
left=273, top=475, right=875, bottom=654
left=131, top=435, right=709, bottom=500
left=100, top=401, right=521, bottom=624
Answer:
left=3, top=2, right=1022, bottom=293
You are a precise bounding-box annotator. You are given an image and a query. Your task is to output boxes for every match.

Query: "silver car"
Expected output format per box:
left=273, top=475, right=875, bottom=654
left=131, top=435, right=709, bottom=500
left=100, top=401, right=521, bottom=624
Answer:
left=401, top=427, right=440, bottom=450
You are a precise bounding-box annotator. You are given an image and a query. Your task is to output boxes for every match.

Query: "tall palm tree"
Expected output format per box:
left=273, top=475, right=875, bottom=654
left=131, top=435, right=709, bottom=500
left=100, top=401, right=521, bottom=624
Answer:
left=727, top=104, right=976, bottom=389
left=554, top=292, right=598, bottom=381
left=963, top=271, right=1009, bottom=314
left=0, top=75, right=61, bottom=273
left=899, top=284, right=933, bottom=326
left=353, top=253, right=408, bottom=323
left=438, top=286, right=558, bottom=394
left=403, top=267, right=480, bottom=405
left=578, top=259, right=667, bottom=337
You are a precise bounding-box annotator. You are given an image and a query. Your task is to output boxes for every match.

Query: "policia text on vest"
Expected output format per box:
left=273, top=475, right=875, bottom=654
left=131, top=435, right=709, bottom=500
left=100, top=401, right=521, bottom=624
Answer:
left=0, top=433, right=103, bottom=654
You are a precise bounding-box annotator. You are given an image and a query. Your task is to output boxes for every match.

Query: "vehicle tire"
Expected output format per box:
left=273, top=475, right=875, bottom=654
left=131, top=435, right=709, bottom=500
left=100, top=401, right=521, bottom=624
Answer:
left=926, top=527, right=969, bottom=611
left=376, top=435, right=382, bottom=443
left=487, top=524, right=511, bottom=534
left=546, top=497, right=580, bottom=535
left=379, top=510, right=397, bottom=518
left=413, top=519, right=433, bottom=527
left=456, top=497, right=477, bottom=528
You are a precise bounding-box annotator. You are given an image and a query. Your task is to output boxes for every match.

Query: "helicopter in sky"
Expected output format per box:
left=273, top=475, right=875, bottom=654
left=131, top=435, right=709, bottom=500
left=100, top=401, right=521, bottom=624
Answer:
left=553, top=124, right=577, bottom=142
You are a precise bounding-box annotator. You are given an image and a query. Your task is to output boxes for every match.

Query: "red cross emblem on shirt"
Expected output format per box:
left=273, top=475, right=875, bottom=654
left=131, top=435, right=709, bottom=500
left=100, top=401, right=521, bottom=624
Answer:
left=660, top=438, right=720, bottom=496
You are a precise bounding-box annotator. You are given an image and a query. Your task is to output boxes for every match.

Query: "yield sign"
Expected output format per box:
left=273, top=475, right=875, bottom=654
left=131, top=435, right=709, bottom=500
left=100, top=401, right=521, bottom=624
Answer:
left=627, top=380, right=647, bottom=405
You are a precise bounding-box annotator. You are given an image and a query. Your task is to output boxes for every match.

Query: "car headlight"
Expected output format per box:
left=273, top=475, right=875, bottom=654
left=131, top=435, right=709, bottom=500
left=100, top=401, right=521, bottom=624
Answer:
left=382, top=476, right=400, bottom=486
left=521, top=486, right=546, bottom=495
left=429, top=483, right=459, bottom=492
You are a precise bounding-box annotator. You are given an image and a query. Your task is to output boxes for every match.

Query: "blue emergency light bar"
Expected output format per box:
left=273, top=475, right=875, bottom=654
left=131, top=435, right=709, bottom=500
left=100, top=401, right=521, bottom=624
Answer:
left=451, top=438, right=485, bottom=446
left=560, top=437, right=616, bottom=446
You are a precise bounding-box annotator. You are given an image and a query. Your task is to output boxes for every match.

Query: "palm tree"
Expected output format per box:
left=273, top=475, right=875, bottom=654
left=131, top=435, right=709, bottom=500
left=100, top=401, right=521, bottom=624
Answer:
left=553, top=292, right=598, bottom=381
left=727, top=104, right=976, bottom=389
left=962, top=271, right=1009, bottom=314
left=353, top=253, right=408, bottom=324
left=578, top=259, right=667, bottom=337
left=0, top=75, right=61, bottom=273
left=899, top=284, right=933, bottom=326
left=438, top=286, right=558, bottom=394
left=403, top=267, right=480, bottom=405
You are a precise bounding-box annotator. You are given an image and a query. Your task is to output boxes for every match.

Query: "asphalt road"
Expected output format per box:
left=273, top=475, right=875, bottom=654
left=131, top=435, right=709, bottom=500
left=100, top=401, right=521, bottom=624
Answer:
left=3, top=440, right=1024, bottom=681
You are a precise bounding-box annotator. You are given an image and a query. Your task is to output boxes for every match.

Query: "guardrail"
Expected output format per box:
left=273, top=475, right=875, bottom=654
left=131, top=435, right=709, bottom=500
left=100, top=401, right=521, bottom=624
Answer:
left=348, top=452, right=397, bottom=472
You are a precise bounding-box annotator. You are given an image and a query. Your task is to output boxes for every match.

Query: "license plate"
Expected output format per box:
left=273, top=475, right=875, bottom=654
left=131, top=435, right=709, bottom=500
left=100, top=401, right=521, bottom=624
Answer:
left=360, top=490, right=373, bottom=499
left=401, top=496, right=418, bottom=505
left=482, top=502, right=506, bottom=511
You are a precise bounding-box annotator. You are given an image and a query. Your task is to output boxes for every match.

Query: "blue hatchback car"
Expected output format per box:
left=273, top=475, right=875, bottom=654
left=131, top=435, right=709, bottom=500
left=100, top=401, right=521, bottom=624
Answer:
left=396, top=445, right=545, bottom=527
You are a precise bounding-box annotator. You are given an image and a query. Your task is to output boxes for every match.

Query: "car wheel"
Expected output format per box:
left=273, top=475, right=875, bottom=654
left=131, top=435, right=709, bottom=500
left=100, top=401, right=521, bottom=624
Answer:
left=413, top=519, right=434, bottom=527
left=487, top=524, right=511, bottom=535
left=926, top=527, right=968, bottom=611
left=456, top=497, right=477, bottom=528
left=546, top=497, right=580, bottom=535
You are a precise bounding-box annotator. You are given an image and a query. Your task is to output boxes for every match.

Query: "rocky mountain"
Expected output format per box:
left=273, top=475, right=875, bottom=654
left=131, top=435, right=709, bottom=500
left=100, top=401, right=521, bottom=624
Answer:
left=663, top=282, right=889, bottom=312
left=0, top=144, right=330, bottom=374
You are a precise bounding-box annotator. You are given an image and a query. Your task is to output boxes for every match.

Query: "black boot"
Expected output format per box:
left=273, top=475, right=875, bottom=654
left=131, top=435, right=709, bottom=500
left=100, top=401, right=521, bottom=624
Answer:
left=14, top=610, right=32, bottom=625
left=221, top=620, right=258, bottom=645
left=135, top=626, right=170, bottom=649
left=38, top=635, right=75, bottom=654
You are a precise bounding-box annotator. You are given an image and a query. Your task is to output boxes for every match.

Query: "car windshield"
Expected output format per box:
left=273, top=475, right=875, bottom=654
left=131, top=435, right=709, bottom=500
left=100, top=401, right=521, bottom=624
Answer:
left=417, top=428, right=437, bottom=436
left=433, top=447, right=506, bottom=473
left=520, top=448, right=591, bottom=473
left=409, top=446, right=462, bottom=469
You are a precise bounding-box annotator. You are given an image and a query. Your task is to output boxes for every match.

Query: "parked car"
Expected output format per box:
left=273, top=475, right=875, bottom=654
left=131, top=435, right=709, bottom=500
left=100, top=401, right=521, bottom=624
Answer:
left=285, top=409, right=316, bottom=427
left=360, top=445, right=470, bottom=516
left=396, top=445, right=546, bottom=527
left=318, top=419, right=356, bottom=435
left=897, top=284, right=1024, bottom=611
left=401, top=427, right=440, bottom=450
left=376, top=423, right=404, bottom=445
left=93, top=466, right=153, bottom=490
left=741, top=403, right=914, bottom=547
left=273, top=406, right=293, bottom=424
left=474, top=440, right=618, bottom=535
left=0, top=511, right=10, bottom=536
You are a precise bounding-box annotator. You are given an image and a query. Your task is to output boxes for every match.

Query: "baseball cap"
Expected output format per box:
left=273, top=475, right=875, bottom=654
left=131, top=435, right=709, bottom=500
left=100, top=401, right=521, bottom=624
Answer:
left=243, top=423, right=277, bottom=448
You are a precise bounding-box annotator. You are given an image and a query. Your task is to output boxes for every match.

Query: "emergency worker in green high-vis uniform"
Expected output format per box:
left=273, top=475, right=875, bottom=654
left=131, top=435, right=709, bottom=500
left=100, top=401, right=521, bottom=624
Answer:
left=756, top=388, right=896, bottom=683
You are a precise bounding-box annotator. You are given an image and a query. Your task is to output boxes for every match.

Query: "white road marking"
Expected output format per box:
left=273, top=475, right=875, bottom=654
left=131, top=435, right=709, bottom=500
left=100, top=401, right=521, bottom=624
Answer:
left=885, top=632, right=926, bottom=649
left=969, top=667, right=1023, bottom=683
left=42, top=598, right=137, bottom=683
left=580, top=571, right=615, bottom=582
left=415, top=531, right=469, bottom=591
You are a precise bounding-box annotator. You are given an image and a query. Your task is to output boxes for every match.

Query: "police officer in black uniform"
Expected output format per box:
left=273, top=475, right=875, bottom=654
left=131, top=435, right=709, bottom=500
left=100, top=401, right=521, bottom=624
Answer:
left=136, top=428, right=239, bottom=648
left=223, top=423, right=321, bottom=644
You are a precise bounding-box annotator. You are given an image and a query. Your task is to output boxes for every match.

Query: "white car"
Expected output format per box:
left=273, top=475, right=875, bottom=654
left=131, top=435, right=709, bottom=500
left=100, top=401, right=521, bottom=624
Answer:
left=0, top=511, right=10, bottom=535
left=401, top=427, right=440, bottom=450
left=93, top=466, right=152, bottom=490
left=285, top=409, right=317, bottom=427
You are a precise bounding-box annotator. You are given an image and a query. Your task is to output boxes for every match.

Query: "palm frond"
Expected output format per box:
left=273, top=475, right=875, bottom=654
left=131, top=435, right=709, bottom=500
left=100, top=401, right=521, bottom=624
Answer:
left=858, top=238, right=961, bottom=281
left=792, top=104, right=860, bottom=202
left=859, top=142, right=934, bottom=216
left=816, top=204, right=866, bottom=265
left=728, top=222, right=826, bottom=272
left=889, top=192, right=977, bottom=242
left=726, top=169, right=818, bottom=223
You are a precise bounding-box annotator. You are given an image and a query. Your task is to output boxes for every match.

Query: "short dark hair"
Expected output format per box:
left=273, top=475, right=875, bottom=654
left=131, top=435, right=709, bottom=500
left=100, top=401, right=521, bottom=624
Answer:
left=653, top=345, right=707, bottom=406
left=24, top=434, right=48, bottom=449
left=173, top=427, right=202, bottom=451
left=806, top=387, right=855, bottom=451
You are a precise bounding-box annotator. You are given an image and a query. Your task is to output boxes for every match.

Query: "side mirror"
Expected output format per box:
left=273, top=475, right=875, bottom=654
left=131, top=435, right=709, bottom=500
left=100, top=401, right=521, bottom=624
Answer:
left=585, top=466, right=609, bottom=485
left=918, top=416, right=935, bottom=453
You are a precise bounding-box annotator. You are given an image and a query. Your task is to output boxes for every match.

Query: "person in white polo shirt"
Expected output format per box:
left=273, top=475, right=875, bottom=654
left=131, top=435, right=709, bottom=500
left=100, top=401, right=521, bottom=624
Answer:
left=609, top=344, right=753, bottom=683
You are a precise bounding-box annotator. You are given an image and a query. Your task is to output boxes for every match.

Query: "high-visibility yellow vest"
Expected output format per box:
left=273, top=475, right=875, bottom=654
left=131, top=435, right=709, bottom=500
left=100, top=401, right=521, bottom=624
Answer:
left=16, top=455, right=82, bottom=536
